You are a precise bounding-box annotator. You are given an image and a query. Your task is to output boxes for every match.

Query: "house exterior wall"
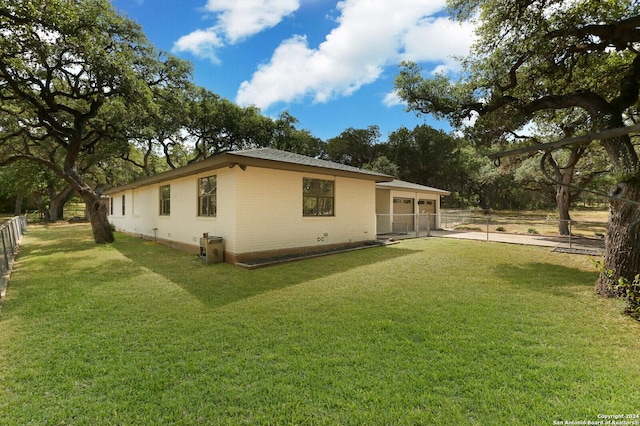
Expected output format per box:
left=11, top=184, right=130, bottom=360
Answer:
left=107, top=166, right=377, bottom=264
left=230, top=167, right=376, bottom=263
left=375, top=188, right=392, bottom=234
left=107, top=168, right=239, bottom=255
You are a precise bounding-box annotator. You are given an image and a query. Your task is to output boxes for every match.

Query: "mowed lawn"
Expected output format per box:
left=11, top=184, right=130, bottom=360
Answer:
left=1, top=224, right=639, bottom=425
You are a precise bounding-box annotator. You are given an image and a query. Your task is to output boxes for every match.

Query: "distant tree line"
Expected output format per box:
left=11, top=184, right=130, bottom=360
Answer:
left=1, top=110, right=616, bottom=221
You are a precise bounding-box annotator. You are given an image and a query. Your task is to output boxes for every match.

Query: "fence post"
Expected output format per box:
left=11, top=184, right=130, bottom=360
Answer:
left=1, top=216, right=27, bottom=273
left=8, top=222, right=15, bottom=256
left=11, top=219, right=19, bottom=249
left=486, top=215, right=490, bottom=241
left=2, top=229, right=9, bottom=270
left=569, top=220, right=572, bottom=249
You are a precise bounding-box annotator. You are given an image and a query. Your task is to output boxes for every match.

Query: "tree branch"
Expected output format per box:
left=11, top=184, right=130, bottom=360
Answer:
left=611, top=53, right=640, bottom=112
left=497, top=55, right=526, bottom=92
left=520, top=90, right=609, bottom=118
left=547, top=15, right=640, bottom=50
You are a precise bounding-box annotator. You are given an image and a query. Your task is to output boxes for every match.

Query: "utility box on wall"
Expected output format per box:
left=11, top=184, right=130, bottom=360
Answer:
left=200, top=236, right=224, bottom=264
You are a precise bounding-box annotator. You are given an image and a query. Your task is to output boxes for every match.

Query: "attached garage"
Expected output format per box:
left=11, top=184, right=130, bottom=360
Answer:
left=376, top=180, right=450, bottom=236
left=418, top=199, right=437, bottom=230
left=393, top=197, right=415, bottom=233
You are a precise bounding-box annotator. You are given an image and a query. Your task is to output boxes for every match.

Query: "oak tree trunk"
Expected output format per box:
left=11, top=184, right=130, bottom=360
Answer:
left=81, top=193, right=114, bottom=244
left=556, top=184, right=571, bottom=235
left=32, top=191, right=50, bottom=221
left=14, top=191, right=23, bottom=216
left=48, top=185, right=75, bottom=222
left=595, top=178, right=640, bottom=297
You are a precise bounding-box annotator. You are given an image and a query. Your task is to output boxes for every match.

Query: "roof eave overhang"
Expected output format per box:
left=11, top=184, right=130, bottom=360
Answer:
left=103, top=152, right=393, bottom=195
left=375, top=183, right=451, bottom=196
left=103, top=154, right=230, bottom=194
left=229, top=154, right=393, bottom=182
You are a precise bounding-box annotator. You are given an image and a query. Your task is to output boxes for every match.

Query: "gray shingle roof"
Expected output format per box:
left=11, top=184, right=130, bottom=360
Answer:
left=229, top=148, right=391, bottom=179
left=376, top=179, right=450, bottom=195
left=104, top=148, right=393, bottom=194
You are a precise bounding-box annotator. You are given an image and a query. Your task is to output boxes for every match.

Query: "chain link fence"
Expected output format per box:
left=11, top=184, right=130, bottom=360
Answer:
left=377, top=210, right=606, bottom=254
left=441, top=210, right=605, bottom=252
left=1, top=215, right=28, bottom=275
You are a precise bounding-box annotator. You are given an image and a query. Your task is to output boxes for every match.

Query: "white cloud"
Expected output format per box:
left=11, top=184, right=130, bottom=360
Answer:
left=205, top=0, right=300, bottom=43
left=172, top=0, right=299, bottom=60
left=383, top=90, right=405, bottom=108
left=236, top=0, right=475, bottom=110
left=431, top=64, right=451, bottom=75
left=173, top=29, right=223, bottom=62
left=401, top=16, right=476, bottom=72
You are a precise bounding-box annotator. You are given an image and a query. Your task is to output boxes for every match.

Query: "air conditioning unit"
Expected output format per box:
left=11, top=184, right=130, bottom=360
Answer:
left=200, top=236, right=224, bottom=264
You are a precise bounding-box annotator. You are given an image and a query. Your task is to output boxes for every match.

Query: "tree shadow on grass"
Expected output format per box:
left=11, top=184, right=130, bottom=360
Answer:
left=112, top=235, right=421, bottom=309
left=493, top=262, right=598, bottom=297
left=8, top=225, right=419, bottom=316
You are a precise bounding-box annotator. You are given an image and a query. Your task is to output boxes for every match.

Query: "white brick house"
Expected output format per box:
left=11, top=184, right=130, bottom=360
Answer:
left=105, top=148, right=393, bottom=264
left=105, top=148, right=449, bottom=264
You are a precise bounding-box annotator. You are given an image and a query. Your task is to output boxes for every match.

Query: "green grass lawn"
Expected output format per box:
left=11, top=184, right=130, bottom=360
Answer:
left=1, top=223, right=639, bottom=425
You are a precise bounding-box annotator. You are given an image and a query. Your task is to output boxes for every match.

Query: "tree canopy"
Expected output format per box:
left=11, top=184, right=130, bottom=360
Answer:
left=0, top=0, right=192, bottom=242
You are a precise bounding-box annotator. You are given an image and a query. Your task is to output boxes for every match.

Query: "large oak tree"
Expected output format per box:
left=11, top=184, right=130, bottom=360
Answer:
left=0, top=0, right=191, bottom=243
left=395, top=0, right=640, bottom=297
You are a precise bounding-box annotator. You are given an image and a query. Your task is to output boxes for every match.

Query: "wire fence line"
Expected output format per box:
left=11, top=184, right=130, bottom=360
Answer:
left=1, top=215, right=28, bottom=275
left=377, top=210, right=606, bottom=253
left=442, top=210, right=606, bottom=252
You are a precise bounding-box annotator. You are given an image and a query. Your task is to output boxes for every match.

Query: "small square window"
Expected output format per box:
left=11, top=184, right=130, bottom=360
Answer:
left=303, top=178, right=334, bottom=216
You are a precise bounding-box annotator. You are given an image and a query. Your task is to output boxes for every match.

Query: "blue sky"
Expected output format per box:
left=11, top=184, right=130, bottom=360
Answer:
left=113, top=0, right=475, bottom=141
